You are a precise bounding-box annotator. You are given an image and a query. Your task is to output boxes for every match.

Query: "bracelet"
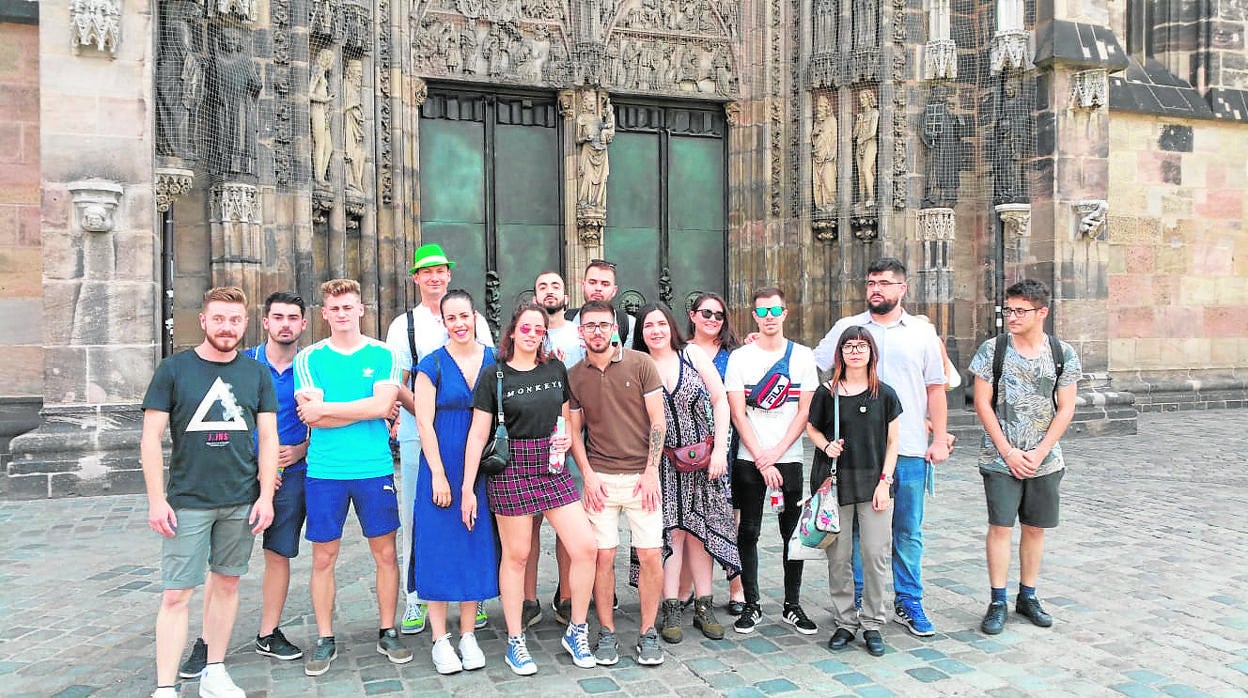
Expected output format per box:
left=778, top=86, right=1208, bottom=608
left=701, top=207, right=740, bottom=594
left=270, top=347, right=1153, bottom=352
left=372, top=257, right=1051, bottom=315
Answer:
left=822, top=442, right=833, bottom=456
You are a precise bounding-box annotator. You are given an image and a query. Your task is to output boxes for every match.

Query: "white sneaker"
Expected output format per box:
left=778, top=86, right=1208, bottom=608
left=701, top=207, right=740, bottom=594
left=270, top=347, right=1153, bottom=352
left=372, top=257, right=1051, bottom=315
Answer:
left=431, top=633, right=463, bottom=675
left=198, top=663, right=245, bottom=698
left=459, top=632, right=486, bottom=671
left=150, top=688, right=178, bottom=698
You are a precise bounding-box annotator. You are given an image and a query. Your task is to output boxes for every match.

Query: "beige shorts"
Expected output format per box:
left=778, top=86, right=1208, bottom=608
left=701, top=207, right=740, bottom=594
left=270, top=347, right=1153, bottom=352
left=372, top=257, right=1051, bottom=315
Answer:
left=585, top=472, right=663, bottom=550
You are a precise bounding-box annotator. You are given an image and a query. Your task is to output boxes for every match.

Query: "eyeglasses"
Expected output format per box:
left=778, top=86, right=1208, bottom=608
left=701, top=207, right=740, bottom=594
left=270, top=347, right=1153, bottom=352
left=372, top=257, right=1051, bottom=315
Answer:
left=842, top=342, right=871, bottom=354
left=1002, top=307, right=1042, bottom=318
left=753, top=306, right=785, bottom=318
left=695, top=309, right=726, bottom=321
left=580, top=321, right=616, bottom=334
left=517, top=323, right=547, bottom=336
left=865, top=280, right=903, bottom=290
left=588, top=258, right=617, bottom=269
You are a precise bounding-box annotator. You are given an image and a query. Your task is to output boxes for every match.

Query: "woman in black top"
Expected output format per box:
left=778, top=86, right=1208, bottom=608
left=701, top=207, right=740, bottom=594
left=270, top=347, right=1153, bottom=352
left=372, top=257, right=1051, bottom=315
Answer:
left=805, top=326, right=901, bottom=657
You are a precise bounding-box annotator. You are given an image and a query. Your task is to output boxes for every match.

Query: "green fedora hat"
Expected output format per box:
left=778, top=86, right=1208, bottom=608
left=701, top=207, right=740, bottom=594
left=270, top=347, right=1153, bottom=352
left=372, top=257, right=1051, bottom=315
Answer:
left=409, top=243, right=457, bottom=273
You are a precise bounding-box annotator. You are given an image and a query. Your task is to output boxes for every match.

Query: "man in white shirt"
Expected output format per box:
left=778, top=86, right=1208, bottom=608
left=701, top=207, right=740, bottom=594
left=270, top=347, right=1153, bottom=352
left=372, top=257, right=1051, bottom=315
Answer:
left=383, top=243, right=493, bottom=635
left=813, top=257, right=952, bottom=638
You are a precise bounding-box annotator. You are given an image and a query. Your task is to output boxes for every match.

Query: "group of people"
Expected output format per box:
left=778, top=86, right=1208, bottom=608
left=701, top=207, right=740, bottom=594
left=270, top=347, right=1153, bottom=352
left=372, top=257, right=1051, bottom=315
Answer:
left=141, top=249, right=1079, bottom=696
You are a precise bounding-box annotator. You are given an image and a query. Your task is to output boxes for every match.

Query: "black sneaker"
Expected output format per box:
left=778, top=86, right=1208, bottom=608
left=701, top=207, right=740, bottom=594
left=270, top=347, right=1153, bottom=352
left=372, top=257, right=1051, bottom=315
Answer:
left=782, top=603, right=818, bottom=635
left=725, top=600, right=745, bottom=616
left=1015, top=596, right=1053, bottom=628
left=255, top=627, right=303, bottom=660
left=178, top=637, right=207, bottom=679
left=981, top=600, right=1007, bottom=635
left=733, top=602, right=762, bottom=634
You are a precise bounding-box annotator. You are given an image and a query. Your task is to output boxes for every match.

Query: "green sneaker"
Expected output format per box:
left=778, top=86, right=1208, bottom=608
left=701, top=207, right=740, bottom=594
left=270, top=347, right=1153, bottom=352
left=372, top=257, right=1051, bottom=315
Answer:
left=304, top=636, right=337, bottom=677
left=377, top=627, right=414, bottom=664
left=474, top=600, right=488, bottom=630
left=401, top=599, right=428, bottom=635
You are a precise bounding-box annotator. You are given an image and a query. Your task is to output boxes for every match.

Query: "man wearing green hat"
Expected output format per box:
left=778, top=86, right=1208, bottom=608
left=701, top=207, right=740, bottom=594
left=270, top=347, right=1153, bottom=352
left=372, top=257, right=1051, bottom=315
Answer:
left=384, top=243, right=494, bottom=635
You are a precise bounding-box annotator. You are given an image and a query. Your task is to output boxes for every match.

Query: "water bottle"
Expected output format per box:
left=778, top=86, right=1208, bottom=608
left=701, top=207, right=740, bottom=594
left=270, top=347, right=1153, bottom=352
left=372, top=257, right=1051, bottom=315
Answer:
left=768, top=486, right=785, bottom=513
left=548, top=416, right=566, bottom=474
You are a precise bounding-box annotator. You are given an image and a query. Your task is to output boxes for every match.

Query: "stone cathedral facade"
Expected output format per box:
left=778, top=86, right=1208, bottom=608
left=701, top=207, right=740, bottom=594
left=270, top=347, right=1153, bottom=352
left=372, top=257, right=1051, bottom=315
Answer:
left=1, top=0, right=1246, bottom=497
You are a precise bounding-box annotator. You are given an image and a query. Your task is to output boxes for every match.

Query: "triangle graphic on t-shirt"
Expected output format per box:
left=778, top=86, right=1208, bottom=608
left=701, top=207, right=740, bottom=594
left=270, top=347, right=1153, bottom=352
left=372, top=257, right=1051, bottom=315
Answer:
left=186, top=377, right=249, bottom=432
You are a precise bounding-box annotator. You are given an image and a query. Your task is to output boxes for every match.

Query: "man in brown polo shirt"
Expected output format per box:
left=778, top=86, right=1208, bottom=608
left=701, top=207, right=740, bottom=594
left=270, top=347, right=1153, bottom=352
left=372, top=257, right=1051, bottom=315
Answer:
left=568, top=300, right=667, bottom=667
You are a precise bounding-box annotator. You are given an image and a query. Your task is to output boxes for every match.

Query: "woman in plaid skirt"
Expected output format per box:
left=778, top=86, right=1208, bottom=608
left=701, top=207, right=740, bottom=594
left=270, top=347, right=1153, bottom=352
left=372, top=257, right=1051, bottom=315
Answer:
left=463, top=303, right=598, bottom=676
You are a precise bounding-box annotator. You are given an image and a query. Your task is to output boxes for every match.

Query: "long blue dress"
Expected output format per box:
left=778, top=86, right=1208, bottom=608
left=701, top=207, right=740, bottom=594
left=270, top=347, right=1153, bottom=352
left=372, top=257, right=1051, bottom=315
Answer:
left=412, top=346, right=499, bottom=602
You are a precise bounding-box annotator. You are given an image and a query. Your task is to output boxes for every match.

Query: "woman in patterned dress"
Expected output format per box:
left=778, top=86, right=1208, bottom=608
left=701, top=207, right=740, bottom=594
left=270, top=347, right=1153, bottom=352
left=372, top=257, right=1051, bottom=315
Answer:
left=633, top=303, right=740, bottom=642
left=462, top=303, right=597, bottom=676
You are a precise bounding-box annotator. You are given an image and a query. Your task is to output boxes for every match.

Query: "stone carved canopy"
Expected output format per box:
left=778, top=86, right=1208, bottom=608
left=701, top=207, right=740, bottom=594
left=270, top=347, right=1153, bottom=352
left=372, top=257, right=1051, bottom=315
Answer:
left=70, top=0, right=122, bottom=56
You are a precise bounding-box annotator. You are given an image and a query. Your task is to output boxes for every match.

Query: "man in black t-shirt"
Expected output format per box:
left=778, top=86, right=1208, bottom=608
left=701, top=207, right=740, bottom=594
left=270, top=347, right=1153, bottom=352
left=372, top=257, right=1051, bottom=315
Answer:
left=565, top=259, right=635, bottom=347
left=141, top=287, right=278, bottom=698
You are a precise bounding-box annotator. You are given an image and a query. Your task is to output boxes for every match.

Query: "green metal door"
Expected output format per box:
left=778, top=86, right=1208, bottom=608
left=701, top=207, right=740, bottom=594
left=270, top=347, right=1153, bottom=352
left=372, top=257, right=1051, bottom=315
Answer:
left=605, top=104, right=727, bottom=314
left=419, top=91, right=561, bottom=332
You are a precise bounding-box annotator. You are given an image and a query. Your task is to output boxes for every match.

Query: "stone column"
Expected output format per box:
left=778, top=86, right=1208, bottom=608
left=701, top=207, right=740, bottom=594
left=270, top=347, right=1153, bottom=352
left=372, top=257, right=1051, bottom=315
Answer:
left=1030, top=0, right=1135, bottom=435
left=7, top=0, right=158, bottom=497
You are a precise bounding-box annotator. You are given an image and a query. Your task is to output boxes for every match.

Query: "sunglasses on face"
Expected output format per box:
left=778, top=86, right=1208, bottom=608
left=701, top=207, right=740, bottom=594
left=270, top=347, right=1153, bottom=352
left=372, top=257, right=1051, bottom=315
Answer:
left=517, top=323, right=547, bottom=336
left=695, top=309, right=726, bottom=321
left=753, top=306, right=785, bottom=318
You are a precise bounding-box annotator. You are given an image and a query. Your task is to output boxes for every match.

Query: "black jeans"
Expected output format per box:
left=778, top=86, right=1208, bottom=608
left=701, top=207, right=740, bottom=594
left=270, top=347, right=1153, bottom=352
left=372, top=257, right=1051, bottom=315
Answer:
left=732, top=459, right=804, bottom=606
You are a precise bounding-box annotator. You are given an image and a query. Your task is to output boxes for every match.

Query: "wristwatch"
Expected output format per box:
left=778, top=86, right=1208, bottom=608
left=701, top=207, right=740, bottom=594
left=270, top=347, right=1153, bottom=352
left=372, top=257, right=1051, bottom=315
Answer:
left=880, top=473, right=894, bottom=485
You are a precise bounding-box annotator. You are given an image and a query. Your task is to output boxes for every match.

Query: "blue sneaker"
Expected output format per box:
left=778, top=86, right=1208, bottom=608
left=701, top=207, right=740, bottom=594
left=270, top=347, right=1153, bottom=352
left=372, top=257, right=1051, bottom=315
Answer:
left=505, top=634, right=537, bottom=676
left=562, top=622, right=595, bottom=669
left=894, top=598, right=935, bottom=637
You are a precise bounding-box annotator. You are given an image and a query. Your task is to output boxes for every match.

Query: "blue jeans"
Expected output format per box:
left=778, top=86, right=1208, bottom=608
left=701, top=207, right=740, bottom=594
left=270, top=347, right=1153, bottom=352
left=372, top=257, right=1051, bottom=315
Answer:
left=851, top=456, right=928, bottom=604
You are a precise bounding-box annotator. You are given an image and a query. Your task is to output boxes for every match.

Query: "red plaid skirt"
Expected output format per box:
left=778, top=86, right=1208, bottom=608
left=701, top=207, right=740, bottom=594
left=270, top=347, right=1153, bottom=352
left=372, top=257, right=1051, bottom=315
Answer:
left=486, top=436, right=581, bottom=517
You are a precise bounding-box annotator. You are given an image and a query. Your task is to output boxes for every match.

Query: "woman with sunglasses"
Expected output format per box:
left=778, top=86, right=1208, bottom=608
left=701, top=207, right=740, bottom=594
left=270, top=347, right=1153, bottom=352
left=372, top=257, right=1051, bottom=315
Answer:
left=411, top=290, right=497, bottom=674
left=805, top=326, right=901, bottom=658
left=463, top=303, right=597, bottom=676
left=685, top=293, right=747, bottom=614
left=632, top=303, right=740, bottom=644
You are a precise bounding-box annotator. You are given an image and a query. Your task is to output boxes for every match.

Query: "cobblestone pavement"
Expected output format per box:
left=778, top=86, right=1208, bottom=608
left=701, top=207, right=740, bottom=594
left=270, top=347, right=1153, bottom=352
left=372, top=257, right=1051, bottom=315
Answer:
left=2, top=411, right=1246, bottom=698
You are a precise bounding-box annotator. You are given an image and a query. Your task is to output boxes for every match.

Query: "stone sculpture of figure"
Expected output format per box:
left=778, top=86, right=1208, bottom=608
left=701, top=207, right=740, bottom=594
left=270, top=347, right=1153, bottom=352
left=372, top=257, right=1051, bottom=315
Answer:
left=997, top=0, right=1023, bottom=32
left=344, top=59, right=366, bottom=193
left=207, top=27, right=262, bottom=176
left=853, top=89, right=879, bottom=206
left=852, top=0, right=877, bottom=50
left=812, top=95, right=838, bottom=211
left=921, top=86, right=965, bottom=207
left=678, top=46, right=701, bottom=88
left=576, top=92, right=614, bottom=209
left=442, top=26, right=462, bottom=73
left=460, top=23, right=479, bottom=75
left=993, top=78, right=1024, bottom=203
left=483, top=25, right=510, bottom=76
left=310, top=48, right=335, bottom=186
left=929, top=0, right=950, bottom=40
left=711, top=45, right=734, bottom=95
left=156, top=10, right=202, bottom=160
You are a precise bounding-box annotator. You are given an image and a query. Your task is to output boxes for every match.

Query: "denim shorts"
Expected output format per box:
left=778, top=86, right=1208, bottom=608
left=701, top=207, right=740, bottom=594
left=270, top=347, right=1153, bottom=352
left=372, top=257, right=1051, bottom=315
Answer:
left=306, top=474, right=400, bottom=543
left=263, top=464, right=306, bottom=558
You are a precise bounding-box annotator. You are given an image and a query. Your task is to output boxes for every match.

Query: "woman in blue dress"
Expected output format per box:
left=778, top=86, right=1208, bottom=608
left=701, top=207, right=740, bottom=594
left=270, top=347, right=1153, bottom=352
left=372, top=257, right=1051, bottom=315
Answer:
left=412, top=289, right=498, bottom=674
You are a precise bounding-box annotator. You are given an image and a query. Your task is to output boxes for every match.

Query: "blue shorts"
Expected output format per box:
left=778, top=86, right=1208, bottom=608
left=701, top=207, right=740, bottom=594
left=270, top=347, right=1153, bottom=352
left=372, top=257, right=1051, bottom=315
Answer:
left=305, top=474, right=400, bottom=543
left=263, top=464, right=307, bottom=558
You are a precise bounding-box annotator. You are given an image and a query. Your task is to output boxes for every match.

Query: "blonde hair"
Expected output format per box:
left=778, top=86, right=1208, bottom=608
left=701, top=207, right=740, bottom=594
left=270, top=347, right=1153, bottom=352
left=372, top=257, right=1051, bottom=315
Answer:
left=320, top=278, right=361, bottom=300
left=202, top=286, right=247, bottom=309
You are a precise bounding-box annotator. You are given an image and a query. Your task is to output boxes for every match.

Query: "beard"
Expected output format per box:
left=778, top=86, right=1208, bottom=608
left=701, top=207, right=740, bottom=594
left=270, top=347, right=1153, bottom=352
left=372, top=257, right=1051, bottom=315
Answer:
left=541, top=299, right=566, bottom=315
left=206, top=332, right=242, bottom=353
left=867, top=297, right=898, bottom=315
left=269, top=332, right=299, bottom=346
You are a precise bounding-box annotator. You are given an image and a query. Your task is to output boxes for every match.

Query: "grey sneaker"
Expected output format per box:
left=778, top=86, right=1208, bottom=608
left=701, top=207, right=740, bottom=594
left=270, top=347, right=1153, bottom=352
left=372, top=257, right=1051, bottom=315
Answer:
left=636, top=627, right=664, bottom=666
left=594, top=629, right=619, bottom=666
left=304, top=636, right=337, bottom=677
left=521, top=599, right=543, bottom=629
left=376, top=628, right=414, bottom=664
left=554, top=597, right=572, bottom=626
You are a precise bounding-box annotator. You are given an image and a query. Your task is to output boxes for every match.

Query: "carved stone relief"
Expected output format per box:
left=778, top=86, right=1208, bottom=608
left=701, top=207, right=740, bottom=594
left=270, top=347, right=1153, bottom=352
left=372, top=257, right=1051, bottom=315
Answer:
left=890, top=0, right=907, bottom=209
left=996, top=202, right=1030, bottom=237
left=154, top=168, right=195, bottom=212
left=605, top=0, right=739, bottom=96
left=211, top=0, right=258, bottom=22
left=207, top=27, right=262, bottom=177
left=272, top=0, right=294, bottom=186
left=68, top=180, right=124, bottom=233
left=1073, top=200, right=1108, bottom=239
left=156, top=4, right=203, bottom=161
left=212, top=182, right=260, bottom=223
left=70, top=0, right=122, bottom=56
left=1070, top=69, right=1108, bottom=110
left=412, top=0, right=565, bottom=86
left=853, top=88, right=878, bottom=208
left=378, top=0, right=394, bottom=204
left=311, top=0, right=374, bottom=51
left=917, top=207, right=955, bottom=241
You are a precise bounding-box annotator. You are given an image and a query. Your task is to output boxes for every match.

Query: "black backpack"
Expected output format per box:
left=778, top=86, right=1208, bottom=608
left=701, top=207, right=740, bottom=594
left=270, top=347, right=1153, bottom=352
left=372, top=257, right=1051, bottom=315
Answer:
left=990, top=333, right=1065, bottom=413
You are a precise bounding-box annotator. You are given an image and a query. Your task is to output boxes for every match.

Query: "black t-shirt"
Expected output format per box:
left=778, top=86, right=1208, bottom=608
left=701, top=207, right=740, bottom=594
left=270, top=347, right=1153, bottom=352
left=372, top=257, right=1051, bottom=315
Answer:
left=808, top=382, right=903, bottom=506
left=141, top=349, right=277, bottom=509
left=472, top=360, right=570, bottom=439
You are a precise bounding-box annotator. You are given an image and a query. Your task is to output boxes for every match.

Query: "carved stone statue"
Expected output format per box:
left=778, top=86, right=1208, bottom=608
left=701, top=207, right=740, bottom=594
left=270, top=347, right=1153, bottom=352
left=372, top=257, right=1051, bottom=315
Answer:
left=993, top=78, right=1025, bottom=204
left=156, top=9, right=202, bottom=160
left=310, top=48, right=335, bottom=186
left=812, top=95, right=837, bottom=211
left=460, top=24, right=479, bottom=75
left=920, top=86, right=966, bottom=207
left=576, top=91, right=615, bottom=210
left=853, top=89, right=879, bottom=206
left=344, top=59, right=366, bottom=193
left=711, top=45, right=734, bottom=95
left=442, top=26, right=462, bottom=73
left=207, top=27, right=262, bottom=176
left=677, top=46, right=702, bottom=89
left=852, top=0, right=878, bottom=50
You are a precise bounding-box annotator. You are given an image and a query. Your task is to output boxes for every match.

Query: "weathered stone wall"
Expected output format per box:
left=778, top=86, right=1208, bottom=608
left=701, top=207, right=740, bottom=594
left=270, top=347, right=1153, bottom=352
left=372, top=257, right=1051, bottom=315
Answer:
left=1106, top=112, right=1248, bottom=410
